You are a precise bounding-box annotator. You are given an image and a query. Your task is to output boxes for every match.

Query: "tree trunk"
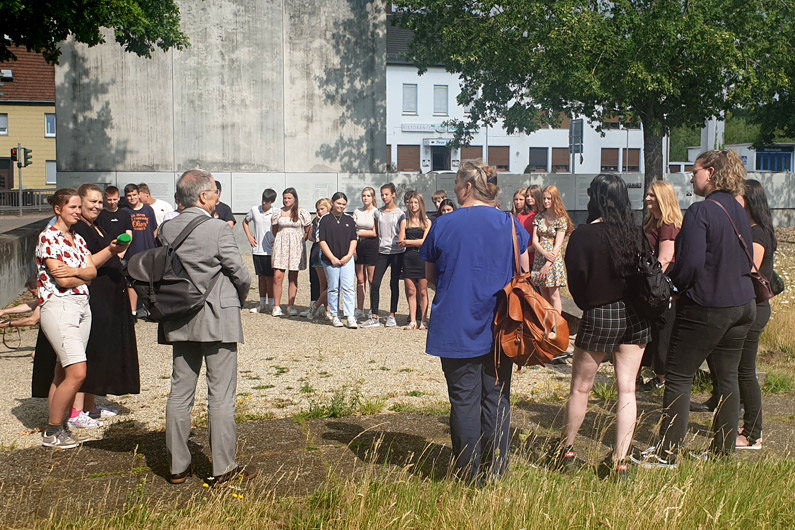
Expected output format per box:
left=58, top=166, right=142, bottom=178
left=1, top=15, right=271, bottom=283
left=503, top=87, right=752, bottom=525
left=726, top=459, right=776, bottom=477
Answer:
left=642, top=117, right=664, bottom=190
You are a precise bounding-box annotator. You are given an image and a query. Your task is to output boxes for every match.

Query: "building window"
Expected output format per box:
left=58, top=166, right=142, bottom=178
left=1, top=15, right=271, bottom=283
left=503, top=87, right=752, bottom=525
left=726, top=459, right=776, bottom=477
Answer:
left=386, top=144, right=392, bottom=169
left=0, top=158, right=12, bottom=188
left=46, top=161, right=57, bottom=185
left=433, top=85, right=448, bottom=116
left=601, top=148, right=619, bottom=171
left=527, top=147, right=547, bottom=172
left=45, top=114, right=56, bottom=137
left=402, top=84, right=417, bottom=115
left=756, top=152, right=792, bottom=172
left=0, top=114, right=8, bottom=135
left=551, top=148, right=570, bottom=172
left=397, top=145, right=420, bottom=171
left=461, top=145, right=482, bottom=160
left=488, top=146, right=510, bottom=172
left=622, top=148, right=641, bottom=172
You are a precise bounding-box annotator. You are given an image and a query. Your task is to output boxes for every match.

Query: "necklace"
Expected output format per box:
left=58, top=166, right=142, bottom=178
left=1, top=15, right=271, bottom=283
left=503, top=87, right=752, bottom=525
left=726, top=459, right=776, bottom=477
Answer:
left=333, top=213, right=343, bottom=224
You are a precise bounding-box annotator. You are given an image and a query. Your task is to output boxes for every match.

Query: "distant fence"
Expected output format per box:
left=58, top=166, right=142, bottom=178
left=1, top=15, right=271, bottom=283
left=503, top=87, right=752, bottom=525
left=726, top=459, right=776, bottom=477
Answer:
left=0, top=189, right=54, bottom=212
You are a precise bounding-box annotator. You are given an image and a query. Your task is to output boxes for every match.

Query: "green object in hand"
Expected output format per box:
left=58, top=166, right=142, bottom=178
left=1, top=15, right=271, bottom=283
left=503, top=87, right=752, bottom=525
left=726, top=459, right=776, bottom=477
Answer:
left=116, top=233, right=132, bottom=246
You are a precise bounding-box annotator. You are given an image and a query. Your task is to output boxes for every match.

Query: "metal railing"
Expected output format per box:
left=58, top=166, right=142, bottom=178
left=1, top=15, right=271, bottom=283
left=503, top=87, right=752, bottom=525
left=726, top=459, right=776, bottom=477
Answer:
left=0, top=189, right=54, bottom=212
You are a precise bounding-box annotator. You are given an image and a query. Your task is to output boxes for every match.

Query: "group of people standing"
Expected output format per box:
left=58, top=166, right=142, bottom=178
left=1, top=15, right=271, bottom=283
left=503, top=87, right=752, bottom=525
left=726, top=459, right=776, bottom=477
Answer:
left=243, top=184, right=457, bottom=330
left=426, top=151, right=775, bottom=484
left=23, top=153, right=777, bottom=488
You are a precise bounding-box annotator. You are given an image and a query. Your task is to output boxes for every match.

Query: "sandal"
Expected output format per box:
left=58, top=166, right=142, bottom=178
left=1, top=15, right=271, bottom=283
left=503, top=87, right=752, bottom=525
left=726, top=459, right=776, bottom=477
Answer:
left=404, top=322, right=417, bottom=330
left=419, top=321, right=428, bottom=330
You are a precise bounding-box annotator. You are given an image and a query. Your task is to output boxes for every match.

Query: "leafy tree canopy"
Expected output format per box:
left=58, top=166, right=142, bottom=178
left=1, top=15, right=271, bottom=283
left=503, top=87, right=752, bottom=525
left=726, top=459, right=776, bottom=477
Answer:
left=395, top=0, right=795, bottom=181
left=1, top=0, right=189, bottom=64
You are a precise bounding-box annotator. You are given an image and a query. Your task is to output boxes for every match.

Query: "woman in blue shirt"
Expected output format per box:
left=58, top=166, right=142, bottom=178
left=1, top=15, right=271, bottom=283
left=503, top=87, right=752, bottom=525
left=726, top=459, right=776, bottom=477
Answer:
left=421, top=159, right=530, bottom=484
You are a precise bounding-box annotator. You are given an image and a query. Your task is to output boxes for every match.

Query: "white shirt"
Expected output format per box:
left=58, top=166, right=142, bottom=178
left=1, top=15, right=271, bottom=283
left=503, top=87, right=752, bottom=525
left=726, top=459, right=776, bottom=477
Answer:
left=244, top=205, right=275, bottom=255
left=150, top=198, right=175, bottom=226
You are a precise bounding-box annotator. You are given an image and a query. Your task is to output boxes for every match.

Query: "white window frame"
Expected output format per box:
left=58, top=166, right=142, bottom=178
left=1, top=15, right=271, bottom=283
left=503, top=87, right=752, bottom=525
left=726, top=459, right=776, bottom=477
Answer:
left=433, top=85, right=448, bottom=116
left=46, top=160, right=57, bottom=185
left=0, top=114, right=8, bottom=136
left=45, top=113, right=56, bottom=137
left=402, top=83, right=418, bottom=115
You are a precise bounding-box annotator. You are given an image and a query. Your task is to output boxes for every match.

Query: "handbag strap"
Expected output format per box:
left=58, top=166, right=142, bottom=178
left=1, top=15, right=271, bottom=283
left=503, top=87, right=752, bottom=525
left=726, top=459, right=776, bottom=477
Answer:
left=168, top=214, right=212, bottom=250
left=511, top=215, right=520, bottom=276
left=705, top=198, right=761, bottom=276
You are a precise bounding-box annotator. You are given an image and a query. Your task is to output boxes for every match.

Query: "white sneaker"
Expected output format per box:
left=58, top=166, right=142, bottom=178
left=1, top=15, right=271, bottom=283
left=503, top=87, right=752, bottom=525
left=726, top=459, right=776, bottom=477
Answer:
left=250, top=304, right=268, bottom=314
left=360, top=317, right=381, bottom=328
left=287, top=306, right=299, bottom=317
left=88, top=406, right=118, bottom=419
left=300, top=308, right=313, bottom=318
left=385, top=315, right=397, bottom=327
left=332, top=316, right=344, bottom=327
left=271, top=306, right=283, bottom=317
left=68, top=411, right=104, bottom=429
left=345, top=316, right=358, bottom=329
left=325, top=311, right=334, bottom=321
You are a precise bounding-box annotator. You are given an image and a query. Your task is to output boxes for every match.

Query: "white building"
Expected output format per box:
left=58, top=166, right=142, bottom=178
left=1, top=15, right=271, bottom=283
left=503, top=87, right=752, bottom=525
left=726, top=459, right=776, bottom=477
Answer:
left=386, top=18, right=646, bottom=175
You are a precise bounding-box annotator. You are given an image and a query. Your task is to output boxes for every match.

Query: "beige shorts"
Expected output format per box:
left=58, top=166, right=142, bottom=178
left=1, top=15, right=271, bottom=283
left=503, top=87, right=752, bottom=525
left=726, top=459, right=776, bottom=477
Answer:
left=40, top=295, right=92, bottom=368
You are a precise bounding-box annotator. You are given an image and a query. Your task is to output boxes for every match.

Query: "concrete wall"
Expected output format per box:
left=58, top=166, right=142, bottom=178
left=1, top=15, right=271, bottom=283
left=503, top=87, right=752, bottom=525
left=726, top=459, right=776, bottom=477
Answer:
left=0, top=218, right=48, bottom=307
left=55, top=0, right=386, bottom=176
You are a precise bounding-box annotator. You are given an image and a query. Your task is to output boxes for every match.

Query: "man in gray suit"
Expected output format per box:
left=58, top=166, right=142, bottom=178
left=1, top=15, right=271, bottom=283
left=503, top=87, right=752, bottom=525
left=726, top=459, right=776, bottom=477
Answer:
left=159, top=169, right=256, bottom=486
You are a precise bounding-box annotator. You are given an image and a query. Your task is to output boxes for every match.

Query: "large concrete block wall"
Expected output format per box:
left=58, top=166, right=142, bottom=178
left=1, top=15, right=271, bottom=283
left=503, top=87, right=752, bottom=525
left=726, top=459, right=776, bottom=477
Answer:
left=0, top=219, right=48, bottom=307
left=55, top=0, right=386, bottom=176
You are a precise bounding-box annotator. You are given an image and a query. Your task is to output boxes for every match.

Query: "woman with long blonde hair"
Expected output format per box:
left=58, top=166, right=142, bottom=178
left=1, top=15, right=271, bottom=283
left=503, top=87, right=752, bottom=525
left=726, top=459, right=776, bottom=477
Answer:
left=531, top=185, right=573, bottom=312
left=641, top=180, right=683, bottom=386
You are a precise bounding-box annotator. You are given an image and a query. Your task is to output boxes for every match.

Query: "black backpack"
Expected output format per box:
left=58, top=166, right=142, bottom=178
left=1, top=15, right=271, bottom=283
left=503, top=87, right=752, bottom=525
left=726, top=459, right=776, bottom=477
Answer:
left=628, top=228, right=673, bottom=321
left=127, top=216, right=220, bottom=322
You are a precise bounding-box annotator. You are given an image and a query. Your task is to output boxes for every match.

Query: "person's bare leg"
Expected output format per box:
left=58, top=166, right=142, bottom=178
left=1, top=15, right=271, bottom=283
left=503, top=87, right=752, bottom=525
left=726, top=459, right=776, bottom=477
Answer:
left=404, top=278, right=417, bottom=325
left=612, top=343, right=646, bottom=461
left=548, top=286, right=562, bottom=313
left=315, top=267, right=328, bottom=311
left=48, top=363, right=65, bottom=414
left=563, top=347, right=606, bottom=447
left=356, top=264, right=366, bottom=311
left=258, top=275, right=267, bottom=300
left=418, top=278, right=429, bottom=322
left=264, top=276, right=274, bottom=300
left=272, top=269, right=285, bottom=307
left=128, top=288, right=138, bottom=313
left=49, top=362, right=86, bottom=425
left=287, top=270, right=299, bottom=307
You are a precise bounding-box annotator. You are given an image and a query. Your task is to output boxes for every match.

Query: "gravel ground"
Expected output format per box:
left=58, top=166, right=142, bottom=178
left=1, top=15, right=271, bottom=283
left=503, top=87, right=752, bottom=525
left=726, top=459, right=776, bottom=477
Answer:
left=0, top=254, right=582, bottom=450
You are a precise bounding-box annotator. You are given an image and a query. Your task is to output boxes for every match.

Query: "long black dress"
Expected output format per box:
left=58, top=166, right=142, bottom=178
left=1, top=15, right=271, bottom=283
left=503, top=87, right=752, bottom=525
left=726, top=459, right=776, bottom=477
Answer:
left=32, top=220, right=140, bottom=397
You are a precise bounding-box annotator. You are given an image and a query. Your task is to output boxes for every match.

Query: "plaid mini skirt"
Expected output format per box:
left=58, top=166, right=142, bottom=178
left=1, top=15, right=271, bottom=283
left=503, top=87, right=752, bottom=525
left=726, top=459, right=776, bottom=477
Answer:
left=575, top=300, right=651, bottom=353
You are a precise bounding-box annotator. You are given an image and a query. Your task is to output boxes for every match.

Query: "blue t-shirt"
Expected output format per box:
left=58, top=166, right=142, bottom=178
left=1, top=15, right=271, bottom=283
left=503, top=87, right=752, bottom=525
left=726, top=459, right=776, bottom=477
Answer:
left=420, top=206, right=530, bottom=358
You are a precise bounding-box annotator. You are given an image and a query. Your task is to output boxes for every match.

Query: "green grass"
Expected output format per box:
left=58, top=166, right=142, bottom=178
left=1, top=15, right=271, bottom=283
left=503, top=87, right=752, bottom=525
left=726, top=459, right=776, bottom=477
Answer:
left=763, top=372, right=795, bottom=394
left=300, top=382, right=315, bottom=394
left=252, top=384, right=275, bottom=390
left=31, top=455, right=795, bottom=529
left=389, top=401, right=450, bottom=416
left=592, top=382, right=617, bottom=403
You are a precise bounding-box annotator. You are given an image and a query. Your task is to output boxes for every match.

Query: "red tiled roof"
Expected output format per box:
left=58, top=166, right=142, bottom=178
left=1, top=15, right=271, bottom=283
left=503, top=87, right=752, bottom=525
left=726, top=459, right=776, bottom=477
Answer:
left=0, top=47, right=55, bottom=102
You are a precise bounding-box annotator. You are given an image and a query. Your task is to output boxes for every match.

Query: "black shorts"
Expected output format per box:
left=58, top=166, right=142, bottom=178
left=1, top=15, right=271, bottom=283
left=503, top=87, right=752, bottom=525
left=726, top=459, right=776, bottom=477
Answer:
left=356, top=237, right=379, bottom=266
left=309, top=243, right=324, bottom=268
left=253, top=255, right=274, bottom=277
left=575, top=300, right=651, bottom=353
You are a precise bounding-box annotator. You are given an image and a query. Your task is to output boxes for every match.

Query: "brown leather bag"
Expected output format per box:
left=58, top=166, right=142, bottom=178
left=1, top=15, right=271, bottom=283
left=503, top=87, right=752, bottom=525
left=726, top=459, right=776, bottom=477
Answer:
left=493, top=220, right=570, bottom=376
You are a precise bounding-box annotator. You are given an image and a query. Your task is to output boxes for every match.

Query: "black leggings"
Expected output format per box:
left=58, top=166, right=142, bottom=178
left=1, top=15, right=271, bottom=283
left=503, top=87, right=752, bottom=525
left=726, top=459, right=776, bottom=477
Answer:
left=737, top=301, right=771, bottom=443
left=370, top=253, right=404, bottom=316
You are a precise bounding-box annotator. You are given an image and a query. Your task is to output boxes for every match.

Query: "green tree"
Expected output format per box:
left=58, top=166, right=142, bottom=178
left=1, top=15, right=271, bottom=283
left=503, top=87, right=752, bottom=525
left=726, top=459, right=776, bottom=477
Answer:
left=1, top=0, right=189, bottom=64
left=395, top=0, right=795, bottom=187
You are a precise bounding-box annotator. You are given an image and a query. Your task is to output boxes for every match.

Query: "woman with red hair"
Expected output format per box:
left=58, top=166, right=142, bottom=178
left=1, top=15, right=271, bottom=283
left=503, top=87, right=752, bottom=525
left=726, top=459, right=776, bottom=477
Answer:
left=531, top=185, right=573, bottom=312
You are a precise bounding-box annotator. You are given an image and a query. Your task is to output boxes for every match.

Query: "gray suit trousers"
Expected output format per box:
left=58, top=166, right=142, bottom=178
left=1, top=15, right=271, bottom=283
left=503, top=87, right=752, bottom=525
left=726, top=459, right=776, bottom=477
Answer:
left=166, top=341, right=237, bottom=476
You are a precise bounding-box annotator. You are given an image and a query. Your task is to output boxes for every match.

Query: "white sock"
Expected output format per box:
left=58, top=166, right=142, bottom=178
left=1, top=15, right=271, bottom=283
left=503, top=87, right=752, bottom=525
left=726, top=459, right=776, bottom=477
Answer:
left=132, top=311, right=137, bottom=316
left=268, top=298, right=274, bottom=306
left=260, top=297, right=267, bottom=306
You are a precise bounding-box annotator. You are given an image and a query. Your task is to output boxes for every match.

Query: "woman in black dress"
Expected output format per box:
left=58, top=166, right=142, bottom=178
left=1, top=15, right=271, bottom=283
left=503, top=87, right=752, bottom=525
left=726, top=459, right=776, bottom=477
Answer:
left=398, top=191, right=432, bottom=330
left=33, top=184, right=140, bottom=414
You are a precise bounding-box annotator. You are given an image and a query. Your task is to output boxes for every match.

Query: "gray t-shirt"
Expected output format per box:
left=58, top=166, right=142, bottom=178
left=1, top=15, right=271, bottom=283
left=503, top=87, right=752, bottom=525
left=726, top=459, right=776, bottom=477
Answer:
left=374, top=208, right=406, bottom=254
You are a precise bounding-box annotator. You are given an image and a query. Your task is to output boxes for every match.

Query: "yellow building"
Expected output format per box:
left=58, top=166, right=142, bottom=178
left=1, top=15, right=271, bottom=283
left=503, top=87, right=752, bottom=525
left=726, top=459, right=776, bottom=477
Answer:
left=0, top=48, right=57, bottom=190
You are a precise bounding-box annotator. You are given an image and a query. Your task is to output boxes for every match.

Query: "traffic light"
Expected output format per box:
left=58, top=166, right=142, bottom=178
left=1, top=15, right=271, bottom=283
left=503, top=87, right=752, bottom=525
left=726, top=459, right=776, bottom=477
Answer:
left=23, top=148, right=32, bottom=167
left=10, top=147, right=17, bottom=162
